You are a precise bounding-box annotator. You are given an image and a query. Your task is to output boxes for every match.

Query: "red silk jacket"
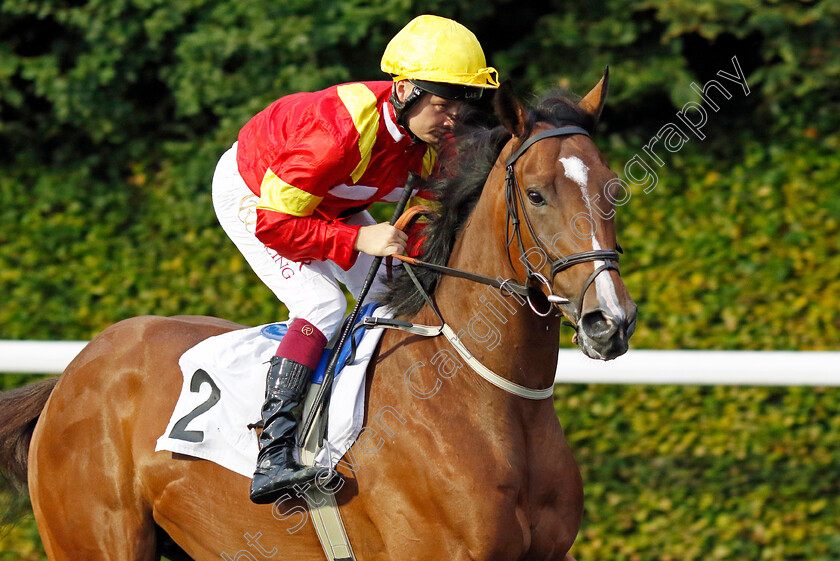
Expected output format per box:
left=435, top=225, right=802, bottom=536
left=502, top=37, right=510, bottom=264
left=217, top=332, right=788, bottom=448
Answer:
left=236, top=81, right=436, bottom=270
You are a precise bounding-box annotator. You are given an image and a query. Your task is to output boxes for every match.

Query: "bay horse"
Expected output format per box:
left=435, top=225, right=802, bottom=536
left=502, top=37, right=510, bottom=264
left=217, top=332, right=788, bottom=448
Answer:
left=0, top=72, right=635, bottom=560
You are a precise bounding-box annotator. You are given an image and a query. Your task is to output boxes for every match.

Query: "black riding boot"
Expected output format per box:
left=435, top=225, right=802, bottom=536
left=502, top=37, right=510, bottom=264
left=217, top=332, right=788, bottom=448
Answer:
left=249, top=356, right=333, bottom=504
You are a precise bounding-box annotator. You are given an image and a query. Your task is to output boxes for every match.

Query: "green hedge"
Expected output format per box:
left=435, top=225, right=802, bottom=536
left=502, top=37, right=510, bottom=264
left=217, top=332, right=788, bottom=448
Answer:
left=1, top=0, right=837, bottom=559
left=615, top=132, right=840, bottom=351
left=561, top=384, right=840, bottom=561
left=1, top=0, right=837, bottom=341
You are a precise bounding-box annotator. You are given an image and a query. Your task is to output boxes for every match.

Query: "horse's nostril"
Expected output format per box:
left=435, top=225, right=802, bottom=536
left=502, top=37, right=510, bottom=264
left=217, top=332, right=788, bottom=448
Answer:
left=580, top=310, right=618, bottom=341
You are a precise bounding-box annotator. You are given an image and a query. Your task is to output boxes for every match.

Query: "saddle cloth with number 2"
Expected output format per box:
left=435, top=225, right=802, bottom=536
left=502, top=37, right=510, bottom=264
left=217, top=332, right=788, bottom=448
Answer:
left=154, top=304, right=391, bottom=477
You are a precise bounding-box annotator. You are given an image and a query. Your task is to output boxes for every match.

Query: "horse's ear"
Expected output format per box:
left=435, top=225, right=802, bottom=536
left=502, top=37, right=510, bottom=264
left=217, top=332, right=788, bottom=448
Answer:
left=578, top=66, right=609, bottom=122
left=494, top=81, right=529, bottom=138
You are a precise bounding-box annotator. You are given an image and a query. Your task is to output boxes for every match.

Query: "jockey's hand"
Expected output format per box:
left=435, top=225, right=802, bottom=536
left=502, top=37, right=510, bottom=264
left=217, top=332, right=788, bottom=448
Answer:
left=354, top=223, right=408, bottom=256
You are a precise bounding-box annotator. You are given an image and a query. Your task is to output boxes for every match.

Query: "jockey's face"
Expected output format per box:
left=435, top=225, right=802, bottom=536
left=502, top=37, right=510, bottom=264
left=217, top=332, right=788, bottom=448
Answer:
left=395, top=81, right=462, bottom=147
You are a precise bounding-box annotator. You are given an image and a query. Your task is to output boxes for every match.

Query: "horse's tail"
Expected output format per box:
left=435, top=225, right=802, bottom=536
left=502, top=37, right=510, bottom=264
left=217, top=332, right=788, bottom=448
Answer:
left=0, top=377, right=58, bottom=527
left=0, top=378, right=58, bottom=489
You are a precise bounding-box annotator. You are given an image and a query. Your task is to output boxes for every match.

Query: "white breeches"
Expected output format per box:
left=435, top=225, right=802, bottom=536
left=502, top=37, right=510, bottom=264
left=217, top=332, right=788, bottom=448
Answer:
left=211, top=142, right=387, bottom=340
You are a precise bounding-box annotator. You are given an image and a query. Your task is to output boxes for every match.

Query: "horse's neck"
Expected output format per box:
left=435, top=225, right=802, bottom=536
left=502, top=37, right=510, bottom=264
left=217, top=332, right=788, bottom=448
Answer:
left=419, top=171, right=561, bottom=395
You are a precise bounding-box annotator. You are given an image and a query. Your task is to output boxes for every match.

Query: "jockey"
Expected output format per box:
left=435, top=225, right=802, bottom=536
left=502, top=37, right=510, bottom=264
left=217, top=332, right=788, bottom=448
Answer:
left=212, top=14, right=498, bottom=505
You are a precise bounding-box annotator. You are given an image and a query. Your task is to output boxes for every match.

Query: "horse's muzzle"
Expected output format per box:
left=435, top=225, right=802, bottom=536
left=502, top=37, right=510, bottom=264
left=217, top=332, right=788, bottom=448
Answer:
left=577, top=305, right=637, bottom=361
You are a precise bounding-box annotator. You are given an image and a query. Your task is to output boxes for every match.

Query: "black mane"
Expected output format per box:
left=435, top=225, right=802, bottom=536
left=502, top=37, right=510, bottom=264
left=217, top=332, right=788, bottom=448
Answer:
left=381, top=91, right=594, bottom=318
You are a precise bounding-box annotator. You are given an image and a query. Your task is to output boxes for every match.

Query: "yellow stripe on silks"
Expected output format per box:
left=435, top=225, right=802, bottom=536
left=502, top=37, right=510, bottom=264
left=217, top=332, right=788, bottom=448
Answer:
left=409, top=195, right=438, bottom=212
left=421, top=146, right=437, bottom=179
left=337, top=84, right=380, bottom=183
left=257, top=169, right=323, bottom=217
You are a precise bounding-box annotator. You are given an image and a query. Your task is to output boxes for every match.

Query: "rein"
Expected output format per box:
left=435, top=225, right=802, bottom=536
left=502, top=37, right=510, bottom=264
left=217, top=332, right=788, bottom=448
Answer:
left=391, top=254, right=531, bottom=298
left=361, top=124, right=624, bottom=401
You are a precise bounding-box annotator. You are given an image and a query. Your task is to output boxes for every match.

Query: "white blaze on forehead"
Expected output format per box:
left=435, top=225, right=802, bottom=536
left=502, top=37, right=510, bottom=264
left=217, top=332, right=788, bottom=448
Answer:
left=558, top=156, right=625, bottom=321
left=559, top=156, right=589, bottom=189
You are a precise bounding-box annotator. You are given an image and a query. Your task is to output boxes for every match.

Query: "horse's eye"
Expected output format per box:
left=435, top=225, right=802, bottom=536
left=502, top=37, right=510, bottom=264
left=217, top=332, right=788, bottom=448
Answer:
left=527, top=190, right=545, bottom=206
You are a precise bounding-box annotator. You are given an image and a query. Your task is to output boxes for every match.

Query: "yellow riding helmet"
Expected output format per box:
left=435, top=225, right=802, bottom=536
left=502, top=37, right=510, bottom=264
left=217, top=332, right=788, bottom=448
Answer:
left=381, top=15, right=500, bottom=97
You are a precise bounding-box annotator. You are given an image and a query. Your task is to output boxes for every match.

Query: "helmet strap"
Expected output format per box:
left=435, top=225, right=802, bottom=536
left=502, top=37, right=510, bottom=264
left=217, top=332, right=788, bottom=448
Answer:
left=390, top=82, right=425, bottom=143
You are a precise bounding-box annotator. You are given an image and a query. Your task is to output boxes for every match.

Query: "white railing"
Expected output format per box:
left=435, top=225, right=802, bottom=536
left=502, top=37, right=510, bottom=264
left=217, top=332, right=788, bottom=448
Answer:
left=0, top=340, right=89, bottom=374
left=0, top=340, right=837, bottom=386
left=552, top=349, right=838, bottom=386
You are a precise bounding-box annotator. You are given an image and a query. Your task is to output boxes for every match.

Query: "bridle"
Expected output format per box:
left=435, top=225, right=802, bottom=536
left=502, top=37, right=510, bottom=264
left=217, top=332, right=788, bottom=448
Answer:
left=391, top=123, right=621, bottom=324
left=503, top=124, right=621, bottom=319
left=360, top=123, right=625, bottom=401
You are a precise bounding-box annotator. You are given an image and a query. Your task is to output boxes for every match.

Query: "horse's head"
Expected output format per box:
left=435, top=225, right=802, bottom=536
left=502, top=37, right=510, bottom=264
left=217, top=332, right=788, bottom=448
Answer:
left=493, top=70, right=637, bottom=360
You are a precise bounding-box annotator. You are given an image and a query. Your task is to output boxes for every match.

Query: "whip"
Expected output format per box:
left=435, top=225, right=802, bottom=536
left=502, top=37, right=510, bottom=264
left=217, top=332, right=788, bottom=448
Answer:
left=299, top=180, right=415, bottom=445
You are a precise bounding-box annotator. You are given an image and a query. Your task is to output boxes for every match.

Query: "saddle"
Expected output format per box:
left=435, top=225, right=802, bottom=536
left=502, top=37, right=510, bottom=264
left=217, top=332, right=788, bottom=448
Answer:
left=156, top=304, right=392, bottom=561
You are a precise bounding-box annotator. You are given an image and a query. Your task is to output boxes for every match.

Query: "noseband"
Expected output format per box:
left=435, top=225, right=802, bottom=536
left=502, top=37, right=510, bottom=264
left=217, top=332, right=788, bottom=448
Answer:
left=504, top=125, right=620, bottom=319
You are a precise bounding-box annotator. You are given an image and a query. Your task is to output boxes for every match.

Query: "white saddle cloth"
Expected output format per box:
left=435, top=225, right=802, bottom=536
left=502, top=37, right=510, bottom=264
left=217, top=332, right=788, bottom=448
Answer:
left=154, top=307, right=392, bottom=477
